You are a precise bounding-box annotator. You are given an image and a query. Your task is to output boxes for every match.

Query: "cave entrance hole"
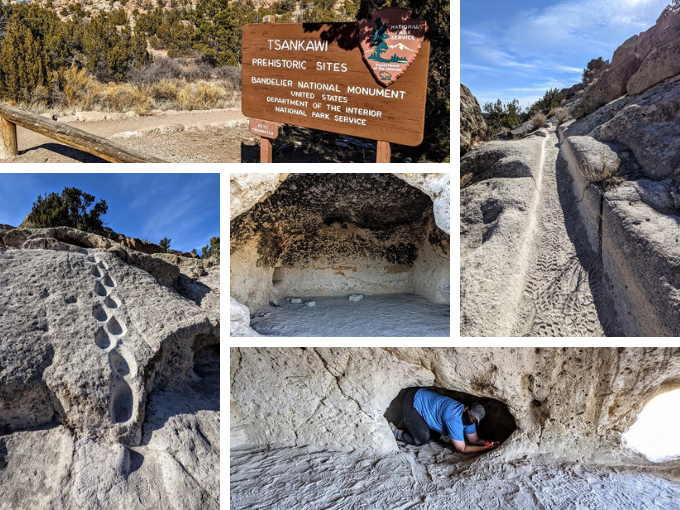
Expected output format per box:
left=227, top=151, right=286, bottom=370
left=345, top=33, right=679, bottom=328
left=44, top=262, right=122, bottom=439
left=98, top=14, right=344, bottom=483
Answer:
left=384, top=387, right=517, bottom=450
left=623, top=388, right=680, bottom=462
left=230, top=174, right=450, bottom=337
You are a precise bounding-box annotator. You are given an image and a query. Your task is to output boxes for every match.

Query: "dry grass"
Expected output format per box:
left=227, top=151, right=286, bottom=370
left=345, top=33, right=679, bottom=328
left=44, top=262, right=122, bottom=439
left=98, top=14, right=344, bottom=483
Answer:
left=580, top=151, right=622, bottom=189
left=17, top=64, right=240, bottom=114
left=549, top=107, right=569, bottom=124
left=531, top=112, right=546, bottom=130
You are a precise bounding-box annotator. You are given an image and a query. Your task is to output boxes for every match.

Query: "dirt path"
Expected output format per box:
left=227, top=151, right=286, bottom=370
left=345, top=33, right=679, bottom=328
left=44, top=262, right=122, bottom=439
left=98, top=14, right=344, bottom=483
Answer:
left=3, top=108, right=436, bottom=163
left=230, top=444, right=680, bottom=509
left=6, top=109, right=248, bottom=163
left=511, top=129, right=605, bottom=336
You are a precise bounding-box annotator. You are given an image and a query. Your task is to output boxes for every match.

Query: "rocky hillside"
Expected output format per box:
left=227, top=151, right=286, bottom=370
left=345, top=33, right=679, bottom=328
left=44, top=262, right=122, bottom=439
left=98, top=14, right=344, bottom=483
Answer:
left=32, top=0, right=346, bottom=18
left=0, top=224, right=219, bottom=508
left=460, top=6, right=680, bottom=337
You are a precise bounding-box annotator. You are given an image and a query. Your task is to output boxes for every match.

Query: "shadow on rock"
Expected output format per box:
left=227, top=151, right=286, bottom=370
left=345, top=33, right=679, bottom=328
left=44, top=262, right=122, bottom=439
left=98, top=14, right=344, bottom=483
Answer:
left=555, top=151, right=621, bottom=336
left=138, top=344, right=219, bottom=447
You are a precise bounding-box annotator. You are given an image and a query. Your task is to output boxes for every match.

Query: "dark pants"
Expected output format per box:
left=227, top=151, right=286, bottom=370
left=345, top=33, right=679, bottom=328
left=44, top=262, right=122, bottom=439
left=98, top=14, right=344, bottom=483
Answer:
left=399, top=387, right=439, bottom=446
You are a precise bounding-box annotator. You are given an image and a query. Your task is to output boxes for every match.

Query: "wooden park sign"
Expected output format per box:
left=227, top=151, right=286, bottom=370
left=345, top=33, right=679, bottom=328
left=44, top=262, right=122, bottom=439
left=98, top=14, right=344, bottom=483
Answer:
left=242, top=8, right=430, bottom=162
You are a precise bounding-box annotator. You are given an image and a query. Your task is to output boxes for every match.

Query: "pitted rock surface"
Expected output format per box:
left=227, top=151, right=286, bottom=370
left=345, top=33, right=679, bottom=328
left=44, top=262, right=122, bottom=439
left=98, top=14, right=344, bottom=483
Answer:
left=0, top=226, right=220, bottom=509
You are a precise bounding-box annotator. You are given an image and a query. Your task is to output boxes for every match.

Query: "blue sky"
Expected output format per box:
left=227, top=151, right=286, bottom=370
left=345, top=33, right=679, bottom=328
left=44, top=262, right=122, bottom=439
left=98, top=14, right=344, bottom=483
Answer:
left=0, top=173, right=220, bottom=253
left=461, top=0, right=669, bottom=110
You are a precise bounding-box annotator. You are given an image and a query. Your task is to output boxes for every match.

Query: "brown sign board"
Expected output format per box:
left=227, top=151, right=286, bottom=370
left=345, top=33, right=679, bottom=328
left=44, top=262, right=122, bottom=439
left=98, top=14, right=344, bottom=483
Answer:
left=241, top=20, right=430, bottom=146
left=249, top=118, right=279, bottom=139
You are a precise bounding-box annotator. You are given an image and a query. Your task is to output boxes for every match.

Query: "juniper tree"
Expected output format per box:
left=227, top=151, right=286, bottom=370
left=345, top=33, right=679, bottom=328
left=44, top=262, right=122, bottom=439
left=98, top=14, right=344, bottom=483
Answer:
left=201, top=236, right=220, bottom=262
left=28, top=187, right=108, bottom=234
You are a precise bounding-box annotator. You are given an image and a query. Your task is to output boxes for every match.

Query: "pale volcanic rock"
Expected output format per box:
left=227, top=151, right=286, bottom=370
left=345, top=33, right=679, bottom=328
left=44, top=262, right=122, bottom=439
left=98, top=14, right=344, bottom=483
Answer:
left=566, top=75, right=680, bottom=183
left=394, top=173, right=450, bottom=234
left=460, top=83, right=488, bottom=155
left=230, top=347, right=434, bottom=451
left=0, top=226, right=220, bottom=508
left=231, top=347, right=680, bottom=463
left=230, top=296, right=261, bottom=337
left=229, top=173, right=290, bottom=221
left=462, top=4, right=680, bottom=336
left=230, top=174, right=450, bottom=318
left=460, top=136, right=544, bottom=187
left=573, top=7, right=680, bottom=119
left=627, top=8, right=680, bottom=95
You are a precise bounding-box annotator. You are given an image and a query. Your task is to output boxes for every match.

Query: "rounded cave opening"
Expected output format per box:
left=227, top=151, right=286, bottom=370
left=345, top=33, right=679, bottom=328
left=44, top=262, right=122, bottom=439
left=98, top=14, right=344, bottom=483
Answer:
left=384, top=387, right=517, bottom=452
left=623, top=387, right=680, bottom=462
left=230, top=173, right=450, bottom=337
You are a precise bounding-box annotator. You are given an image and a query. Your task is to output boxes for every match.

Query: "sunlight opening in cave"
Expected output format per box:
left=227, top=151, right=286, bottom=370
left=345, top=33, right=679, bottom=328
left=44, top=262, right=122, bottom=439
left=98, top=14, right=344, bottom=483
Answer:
left=623, top=388, right=680, bottom=462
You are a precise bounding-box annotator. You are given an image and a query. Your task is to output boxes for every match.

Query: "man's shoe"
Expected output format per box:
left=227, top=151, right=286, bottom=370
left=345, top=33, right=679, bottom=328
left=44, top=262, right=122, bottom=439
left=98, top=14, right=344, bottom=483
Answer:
left=389, top=422, right=403, bottom=441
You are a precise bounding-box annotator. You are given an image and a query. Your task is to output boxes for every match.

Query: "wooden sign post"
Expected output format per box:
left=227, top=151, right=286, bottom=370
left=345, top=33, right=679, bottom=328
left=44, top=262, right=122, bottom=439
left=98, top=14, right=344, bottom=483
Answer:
left=242, top=8, right=430, bottom=163
left=248, top=118, right=279, bottom=163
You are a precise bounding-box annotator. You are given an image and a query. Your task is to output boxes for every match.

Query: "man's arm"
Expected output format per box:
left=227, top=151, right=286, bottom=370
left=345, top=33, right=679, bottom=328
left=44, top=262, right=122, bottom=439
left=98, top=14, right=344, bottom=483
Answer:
left=451, top=438, right=496, bottom=454
left=464, top=432, right=487, bottom=446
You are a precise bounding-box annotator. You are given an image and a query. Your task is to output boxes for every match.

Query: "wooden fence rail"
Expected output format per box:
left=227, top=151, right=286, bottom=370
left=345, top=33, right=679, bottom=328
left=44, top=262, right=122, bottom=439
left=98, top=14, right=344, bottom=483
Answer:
left=0, top=104, right=165, bottom=163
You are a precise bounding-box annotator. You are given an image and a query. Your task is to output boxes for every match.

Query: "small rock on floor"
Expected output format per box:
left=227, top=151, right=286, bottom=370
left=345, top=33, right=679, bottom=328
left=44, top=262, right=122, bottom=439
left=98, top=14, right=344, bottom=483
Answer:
left=305, top=301, right=316, bottom=307
left=291, top=298, right=303, bottom=304
left=348, top=294, right=364, bottom=301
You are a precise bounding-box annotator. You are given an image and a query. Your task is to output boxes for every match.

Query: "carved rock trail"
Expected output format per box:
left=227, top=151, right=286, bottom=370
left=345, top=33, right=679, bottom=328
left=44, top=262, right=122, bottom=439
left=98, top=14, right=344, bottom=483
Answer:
left=510, top=130, right=604, bottom=336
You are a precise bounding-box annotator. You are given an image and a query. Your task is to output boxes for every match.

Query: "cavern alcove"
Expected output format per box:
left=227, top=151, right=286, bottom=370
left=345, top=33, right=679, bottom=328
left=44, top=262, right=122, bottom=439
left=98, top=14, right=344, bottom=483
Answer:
left=230, top=173, right=450, bottom=336
left=384, top=387, right=517, bottom=448
left=623, top=388, right=680, bottom=462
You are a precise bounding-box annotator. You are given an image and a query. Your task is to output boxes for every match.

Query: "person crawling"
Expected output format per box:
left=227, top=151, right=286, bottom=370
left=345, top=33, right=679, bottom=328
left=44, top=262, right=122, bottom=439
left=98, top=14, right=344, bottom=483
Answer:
left=390, top=387, right=499, bottom=453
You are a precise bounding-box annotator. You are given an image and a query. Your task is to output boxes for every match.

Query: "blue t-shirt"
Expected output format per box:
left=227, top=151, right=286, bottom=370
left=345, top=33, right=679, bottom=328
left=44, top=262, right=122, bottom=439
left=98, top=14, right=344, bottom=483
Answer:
left=413, top=388, right=476, bottom=441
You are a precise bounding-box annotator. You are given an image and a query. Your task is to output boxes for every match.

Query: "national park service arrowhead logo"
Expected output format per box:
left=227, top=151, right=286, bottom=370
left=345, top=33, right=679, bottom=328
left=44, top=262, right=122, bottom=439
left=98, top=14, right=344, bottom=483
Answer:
left=358, top=8, right=427, bottom=87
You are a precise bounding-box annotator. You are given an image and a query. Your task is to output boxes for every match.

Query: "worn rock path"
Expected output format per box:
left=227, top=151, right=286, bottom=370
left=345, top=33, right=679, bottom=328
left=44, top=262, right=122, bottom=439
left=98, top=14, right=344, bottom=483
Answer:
left=510, top=128, right=605, bottom=336
left=230, top=445, right=680, bottom=509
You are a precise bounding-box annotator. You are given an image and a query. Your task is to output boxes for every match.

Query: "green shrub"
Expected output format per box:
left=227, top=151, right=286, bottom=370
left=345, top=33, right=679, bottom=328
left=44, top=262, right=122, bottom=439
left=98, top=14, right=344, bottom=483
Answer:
left=201, top=236, right=220, bottom=262
left=159, top=237, right=171, bottom=252
left=524, top=88, right=563, bottom=120
left=483, top=98, right=523, bottom=129
left=581, top=57, right=609, bottom=84
left=27, top=187, right=108, bottom=234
